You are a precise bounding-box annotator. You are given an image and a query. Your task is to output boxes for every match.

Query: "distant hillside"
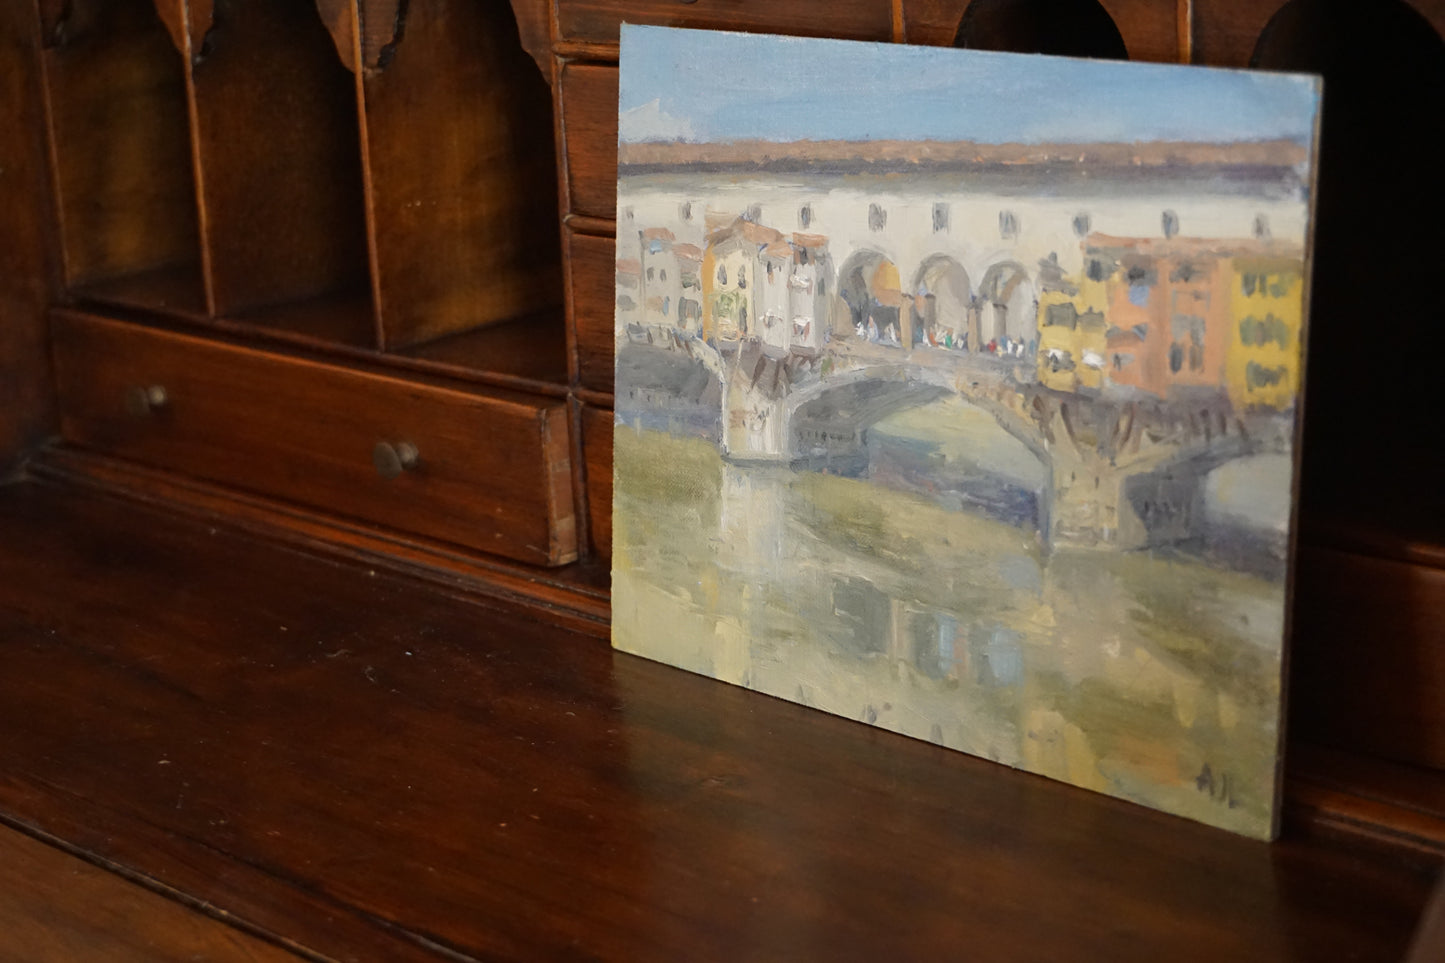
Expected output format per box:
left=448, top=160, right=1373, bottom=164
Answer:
left=618, top=138, right=1308, bottom=173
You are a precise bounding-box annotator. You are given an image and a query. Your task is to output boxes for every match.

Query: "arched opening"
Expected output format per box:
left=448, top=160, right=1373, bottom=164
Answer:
left=978, top=261, right=1036, bottom=357
left=869, top=395, right=1050, bottom=531
left=838, top=251, right=904, bottom=345
left=953, top=0, right=1128, bottom=59
left=1252, top=0, right=1445, bottom=530
left=910, top=255, right=972, bottom=350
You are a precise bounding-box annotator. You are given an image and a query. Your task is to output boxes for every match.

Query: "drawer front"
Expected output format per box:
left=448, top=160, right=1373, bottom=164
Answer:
left=556, top=0, right=894, bottom=46
left=581, top=404, right=614, bottom=561
left=566, top=229, right=618, bottom=394
left=51, top=312, right=576, bottom=566
left=559, top=62, right=619, bottom=222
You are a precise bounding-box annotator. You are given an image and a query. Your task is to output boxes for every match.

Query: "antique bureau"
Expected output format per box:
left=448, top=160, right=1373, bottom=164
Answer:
left=0, top=0, right=1441, bottom=958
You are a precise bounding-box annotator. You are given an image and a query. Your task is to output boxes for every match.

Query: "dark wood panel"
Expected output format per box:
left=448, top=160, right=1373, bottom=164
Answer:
left=910, top=0, right=1181, bottom=60
left=0, top=480, right=1433, bottom=962
left=1290, top=545, right=1445, bottom=770
left=555, top=0, right=894, bottom=46
left=1100, top=0, right=1182, bottom=62
left=901, top=0, right=967, bottom=44
left=558, top=61, right=619, bottom=222
left=582, top=403, right=613, bottom=561
left=359, top=0, right=561, bottom=349
left=1191, top=0, right=1284, bottom=65
left=504, top=0, right=551, bottom=76
left=0, top=823, right=303, bottom=962
left=566, top=228, right=618, bottom=393
left=0, top=3, right=59, bottom=468
left=50, top=311, right=577, bottom=566
left=188, top=0, right=370, bottom=318
left=39, top=0, right=201, bottom=297
left=31, top=446, right=612, bottom=636
left=1194, top=0, right=1445, bottom=67
left=395, top=311, right=570, bottom=389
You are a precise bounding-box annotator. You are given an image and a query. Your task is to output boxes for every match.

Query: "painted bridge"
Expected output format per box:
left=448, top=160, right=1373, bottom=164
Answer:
left=640, top=330, right=1286, bottom=550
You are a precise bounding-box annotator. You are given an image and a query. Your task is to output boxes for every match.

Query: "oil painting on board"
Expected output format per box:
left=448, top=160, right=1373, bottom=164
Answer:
left=610, top=25, right=1320, bottom=838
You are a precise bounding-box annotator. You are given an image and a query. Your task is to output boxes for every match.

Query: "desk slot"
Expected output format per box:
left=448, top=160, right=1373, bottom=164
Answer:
left=40, top=0, right=204, bottom=316
left=187, top=0, right=372, bottom=334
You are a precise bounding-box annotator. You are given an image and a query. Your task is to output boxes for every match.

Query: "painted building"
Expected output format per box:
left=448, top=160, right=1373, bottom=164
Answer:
left=1227, top=254, right=1305, bottom=411
left=1036, top=235, right=1305, bottom=407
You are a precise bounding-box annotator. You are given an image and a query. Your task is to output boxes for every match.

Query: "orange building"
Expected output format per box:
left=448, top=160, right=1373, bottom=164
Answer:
left=1043, top=235, right=1304, bottom=408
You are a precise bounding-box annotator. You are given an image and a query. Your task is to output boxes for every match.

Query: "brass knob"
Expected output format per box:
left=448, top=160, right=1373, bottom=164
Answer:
left=372, top=441, right=419, bottom=480
left=124, top=385, right=169, bottom=416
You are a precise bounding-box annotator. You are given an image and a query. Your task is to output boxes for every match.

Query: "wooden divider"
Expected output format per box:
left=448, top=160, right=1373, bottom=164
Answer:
left=340, top=0, right=562, bottom=350
left=182, top=0, right=372, bottom=340
left=39, top=0, right=204, bottom=315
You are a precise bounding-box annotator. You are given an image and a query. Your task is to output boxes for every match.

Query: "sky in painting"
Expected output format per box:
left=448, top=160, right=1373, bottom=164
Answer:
left=618, top=25, right=1320, bottom=146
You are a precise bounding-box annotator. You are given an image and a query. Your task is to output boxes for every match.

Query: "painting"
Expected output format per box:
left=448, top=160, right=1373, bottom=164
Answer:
left=610, top=25, right=1320, bottom=839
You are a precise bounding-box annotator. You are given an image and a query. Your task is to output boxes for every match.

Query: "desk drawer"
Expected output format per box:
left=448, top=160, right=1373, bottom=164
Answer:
left=51, top=312, right=577, bottom=566
left=565, top=229, right=618, bottom=394
left=556, top=0, right=894, bottom=46
left=558, top=63, right=619, bottom=222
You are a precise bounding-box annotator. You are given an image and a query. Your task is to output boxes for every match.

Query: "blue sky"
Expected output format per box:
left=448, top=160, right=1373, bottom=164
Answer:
left=618, top=26, right=1320, bottom=145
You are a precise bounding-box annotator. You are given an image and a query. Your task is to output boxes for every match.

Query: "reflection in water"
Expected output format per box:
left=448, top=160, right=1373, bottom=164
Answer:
left=613, top=428, right=1285, bottom=837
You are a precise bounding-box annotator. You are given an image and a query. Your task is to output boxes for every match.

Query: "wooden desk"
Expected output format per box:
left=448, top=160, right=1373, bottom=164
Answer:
left=0, top=479, right=1434, bottom=961
left=0, top=0, right=1442, bottom=956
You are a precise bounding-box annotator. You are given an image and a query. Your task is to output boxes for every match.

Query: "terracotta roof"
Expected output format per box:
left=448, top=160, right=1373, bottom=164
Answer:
left=1085, top=234, right=1304, bottom=259
left=620, top=138, right=1309, bottom=170
left=616, top=258, right=641, bottom=275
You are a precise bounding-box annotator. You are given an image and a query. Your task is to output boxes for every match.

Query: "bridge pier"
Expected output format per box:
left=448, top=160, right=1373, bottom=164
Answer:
left=721, top=360, right=790, bottom=461
left=1049, top=457, right=1147, bottom=550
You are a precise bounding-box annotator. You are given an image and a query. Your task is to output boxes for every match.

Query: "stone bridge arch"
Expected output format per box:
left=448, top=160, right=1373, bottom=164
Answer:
left=786, top=365, right=1056, bottom=533
left=978, top=260, right=1037, bottom=356
left=910, top=255, right=973, bottom=350
left=836, top=249, right=904, bottom=344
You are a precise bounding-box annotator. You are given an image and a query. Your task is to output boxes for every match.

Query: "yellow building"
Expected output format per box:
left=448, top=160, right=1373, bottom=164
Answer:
left=1036, top=269, right=1109, bottom=392
left=1226, top=256, right=1304, bottom=412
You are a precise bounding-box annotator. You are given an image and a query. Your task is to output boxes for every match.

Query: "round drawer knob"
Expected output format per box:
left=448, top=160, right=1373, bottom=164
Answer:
left=124, top=385, right=169, bottom=416
left=372, top=441, right=420, bottom=480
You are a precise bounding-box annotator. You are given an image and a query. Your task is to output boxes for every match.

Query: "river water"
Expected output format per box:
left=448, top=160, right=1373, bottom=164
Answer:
left=612, top=427, right=1287, bottom=837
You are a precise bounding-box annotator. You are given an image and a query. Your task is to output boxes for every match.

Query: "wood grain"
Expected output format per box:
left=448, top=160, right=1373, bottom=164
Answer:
left=582, top=402, right=614, bottom=560
left=50, top=310, right=577, bottom=566
left=1290, top=545, right=1445, bottom=770
left=39, top=0, right=201, bottom=296
left=0, top=479, right=1432, bottom=962
left=1099, top=0, right=1181, bottom=61
left=0, top=2, right=59, bottom=469
left=566, top=228, right=619, bottom=394
left=359, top=0, right=562, bottom=349
left=0, top=824, right=303, bottom=962
left=554, top=0, right=894, bottom=46
left=188, top=0, right=370, bottom=318
left=505, top=0, right=551, bottom=76
left=558, top=61, right=619, bottom=222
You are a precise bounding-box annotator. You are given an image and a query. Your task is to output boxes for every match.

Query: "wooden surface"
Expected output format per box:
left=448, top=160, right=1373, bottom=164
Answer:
left=0, top=823, right=302, bottom=962
left=0, top=477, right=1434, bottom=962
left=358, top=0, right=561, bottom=349
left=1290, top=546, right=1445, bottom=770
left=565, top=227, right=619, bottom=394
left=553, top=0, right=894, bottom=46
left=188, top=0, right=369, bottom=318
left=581, top=402, right=614, bottom=560
left=557, top=62, right=620, bottom=223
left=39, top=0, right=200, bottom=291
left=0, top=2, right=58, bottom=471
left=30, top=445, right=612, bottom=636
left=50, top=310, right=578, bottom=566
